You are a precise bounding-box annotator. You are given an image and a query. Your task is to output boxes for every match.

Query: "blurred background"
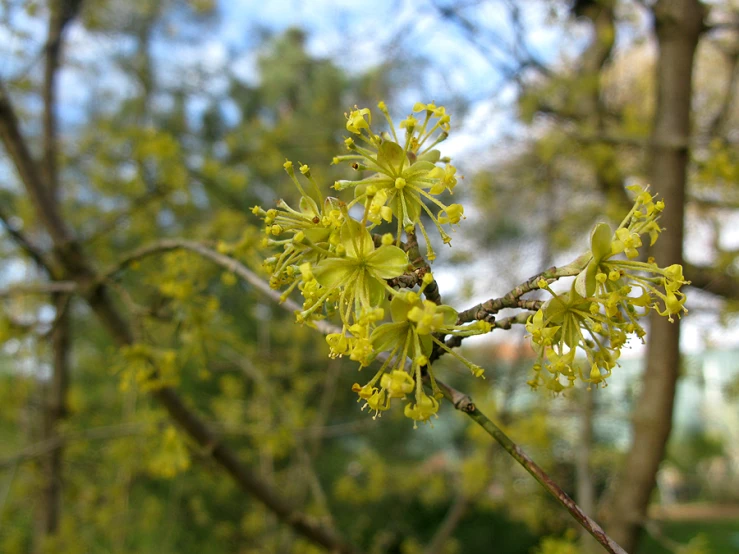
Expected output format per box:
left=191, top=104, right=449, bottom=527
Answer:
left=0, top=1, right=738, bottom=553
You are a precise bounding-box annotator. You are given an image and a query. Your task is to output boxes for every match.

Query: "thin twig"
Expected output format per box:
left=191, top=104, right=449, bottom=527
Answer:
left=0, top=204, right=55, bottom=274
left=434, top=378, right=627, bottom=554
left=437, top=311, right=535, bottom=360
left=109, top=240, right=627, bottom=553
left=0, top=282, right=77, bottom=298
left=456, top=254, right=589, bottom=324
left=0, top=422, right=147, bottom=469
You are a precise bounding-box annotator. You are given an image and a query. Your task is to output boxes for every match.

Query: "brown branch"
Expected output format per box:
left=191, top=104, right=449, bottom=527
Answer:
left=38, top=292, right=71, bottom=537
left=0, top=83, right=74, bottom=247
left=0, top=422, right=148, bottom=470
left=0, top=419, right=377, bottom=471
left=684, top=263, right=739, bottom=299
left=150, top=242, right=625, bottom=551
left=0, top=204, right=55, bottom=274
left=151, top=386, right=361, bottom=553
left=570, top=133, right=695, bottom=149
left=127, top=241, right=535, bottom=362
left=404, top=229, right=442, bottom=305
left=707, top=47, right=739, bottom=138
left=0, top=282, right=77, bottom=298
left=42, top=0, right=83, bottom=200
left=33, top=5, right=81, bottom=536
left=439, top=311, right=534, bottom=356
left=688, top=195, right=739, bottom=210
left=456, top=255, right=588, bottom=324
left=102, top=239, right=349, bottom=336
left=434, top=378, right=627, bottom=554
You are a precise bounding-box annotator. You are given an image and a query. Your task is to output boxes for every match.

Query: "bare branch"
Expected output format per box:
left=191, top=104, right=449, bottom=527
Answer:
left=0, top=423, right=146, bottom=470
left=43, top=0, right=83, bottom=199
left=0, top=84, right=73, bottom=245
left=0, top=204, right=54, bottom=274
left=707, top=47, right=739, bottom=138
left=685, top=263, right=739, bottom=299
left=103, top=238, right=342, bottom=336
left=136, top=239, right=632, bottom=552
left=440, top=311, right=534, bottom=355
left=0, top=282, right=77, bottom=299
left=0, top=419, right=376, bottom=471
left=405, top=229, right=442, bottom=304
left=456, top=254, right=588, bottom=324
left=433, top=378, right=628, bottom=554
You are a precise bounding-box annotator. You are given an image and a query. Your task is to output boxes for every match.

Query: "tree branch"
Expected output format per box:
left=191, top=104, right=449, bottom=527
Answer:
left=684, top=263, right=739, bottom=299
left=42, top=0, right=83, bottom=200
left=456, top=255, right=588, bottom=324
left=434, top=378, right=627, bottom=554
left=0, top=204, right=55, bottom=274
left=0, top=282, right=77, bottom=298
left=0, top=83, right=73, bottom=246
left=439, top=311, right=534, bottom=356
left=0, top=423, right=146, bottom=470
left=140, top=240, right=627, bottom=552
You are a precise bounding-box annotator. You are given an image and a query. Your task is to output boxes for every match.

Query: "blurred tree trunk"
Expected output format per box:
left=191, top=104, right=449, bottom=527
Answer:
left=603, top=2, right=706, bottom=552
left=35, top=296, right=70, bottom=546
left=34, top=2, right=82, bottom=547
left=576, top=390, right=598, bottom=554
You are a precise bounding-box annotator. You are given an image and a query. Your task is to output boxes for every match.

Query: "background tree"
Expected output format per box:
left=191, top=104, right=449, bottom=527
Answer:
left=448, top=0, right=739, bottom=551
left=0, top=1, right=737, bottom=554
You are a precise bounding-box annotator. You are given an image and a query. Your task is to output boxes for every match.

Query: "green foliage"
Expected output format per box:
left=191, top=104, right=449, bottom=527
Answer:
left=531, top=534, right=582, bottom=554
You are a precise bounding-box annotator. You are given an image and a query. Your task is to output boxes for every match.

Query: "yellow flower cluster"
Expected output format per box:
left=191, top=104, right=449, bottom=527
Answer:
left=526, top=186, right=688, bottom=393
left=333, top=102, right=464, bottom=261
left=252, top=103, right=488, bottom=426
left=252, top=103, right=689, bottom=422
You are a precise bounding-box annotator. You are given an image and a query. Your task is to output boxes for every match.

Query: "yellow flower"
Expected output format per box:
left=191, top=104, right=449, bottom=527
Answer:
left=380, top=370, right=415, bottom=399
left=345, top=107, right=371, bottom=134
left=404, top=392, right=439, bottom=428
left=306, top=218, right=408, bottom=324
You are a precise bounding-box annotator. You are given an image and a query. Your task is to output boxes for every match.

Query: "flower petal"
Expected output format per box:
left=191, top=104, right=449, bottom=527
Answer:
left=390, top=294, right=416, bottom=323
left=304, top=227, right=331, bottom=243
left=575, top=259, right=598, bottom=297
left=377, top=140, right=406, bottom=172
left=590, top=222, right=613, bottom=263
left=312, top=259, right=355, bottom=288
left=402, top=161, right=436, bottom=179
left=417, top=149, right=440, bottom=163
left=366, top=245, right=409, bottom=279
left=367, top=276, right=387, bottom=307
left=299, top=196, right=320, bottom=217
left=437, top=305, right=458, bottom=326
left=371, top=321, right=408, bottom=352
left=340, top=218, right=374, bottom=259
